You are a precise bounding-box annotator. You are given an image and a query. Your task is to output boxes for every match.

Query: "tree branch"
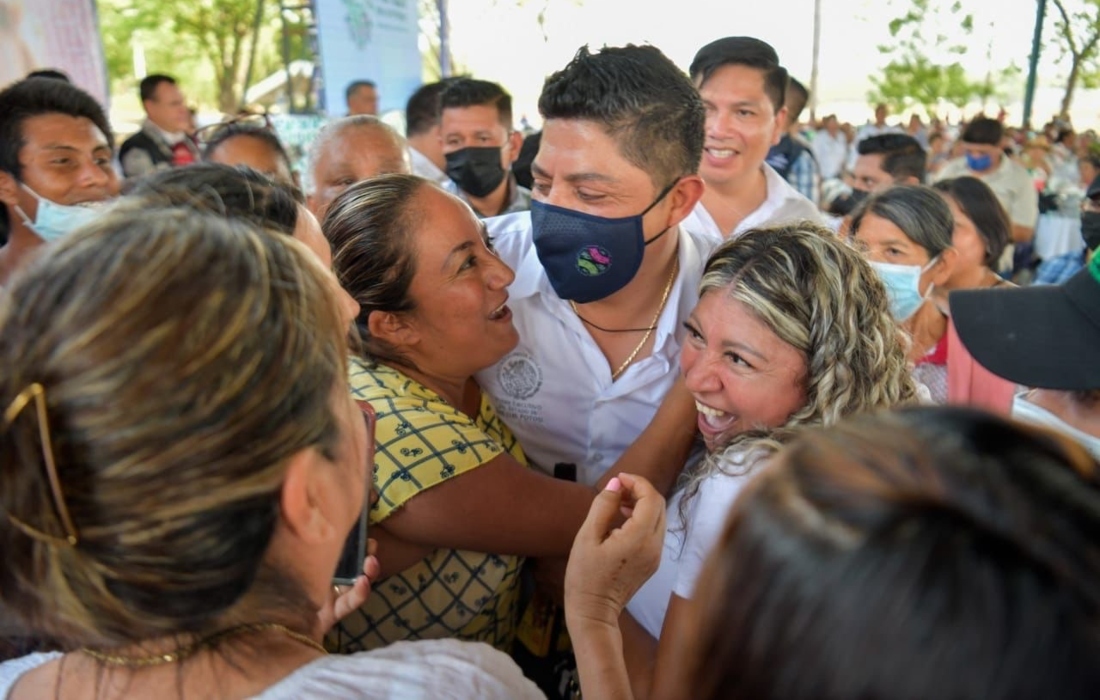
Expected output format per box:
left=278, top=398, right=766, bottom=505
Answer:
left=1053, top=0, right=1080, bottom=56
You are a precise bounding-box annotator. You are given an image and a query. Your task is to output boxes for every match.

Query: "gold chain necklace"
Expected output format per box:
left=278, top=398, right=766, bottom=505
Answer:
left=571, top=256, right=679, bottom=381
left=80, top=622, right=327, bottom=667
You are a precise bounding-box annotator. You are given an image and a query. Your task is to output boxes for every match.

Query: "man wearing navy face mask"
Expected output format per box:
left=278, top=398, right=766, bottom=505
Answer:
left=0, top=77, right=118, bottom=286
left=476, top=45, right=707, bottom=488
left=936, top=117, right=1038, bottom=245
left=439, top=77, right=530, bottom=218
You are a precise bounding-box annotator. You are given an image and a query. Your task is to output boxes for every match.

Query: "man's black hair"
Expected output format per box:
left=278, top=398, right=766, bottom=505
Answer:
left=345, top=80, right=377, bottom=104
left=689, top=36, right=789, bottom=112
left=857, top=133, right=927, bottom=184
left=0, top=77, right=114, bottom=180
left=140, top=74, right=177, bottom=103
left=440, top=78, right=513, bottom=128
left=539, top=44, right=704, bottom=187
left=405, top=79, right=456, bottom=137
left=25, top=69, right=70, bottom=82
left=961, top=117, right=1005, bottom=147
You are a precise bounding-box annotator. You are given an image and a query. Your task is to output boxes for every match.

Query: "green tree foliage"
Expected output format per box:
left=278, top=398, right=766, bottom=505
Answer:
left=99, top=0, right=301, bottom=112
left=1050, top=0, right=1100, bottom=118
left=869, top=0, right=1014, bottom=114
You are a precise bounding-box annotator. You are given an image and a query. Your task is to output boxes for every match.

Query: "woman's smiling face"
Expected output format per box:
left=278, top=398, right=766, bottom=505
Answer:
left=680, top=290, right=808, bottom=451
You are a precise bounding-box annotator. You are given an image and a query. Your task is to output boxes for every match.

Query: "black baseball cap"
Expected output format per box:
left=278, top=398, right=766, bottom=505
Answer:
left=950, top=255, right=1100, bottom=390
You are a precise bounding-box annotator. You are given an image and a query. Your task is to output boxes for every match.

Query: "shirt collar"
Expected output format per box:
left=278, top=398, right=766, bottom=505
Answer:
left=144, top=119, right=188, bottom=146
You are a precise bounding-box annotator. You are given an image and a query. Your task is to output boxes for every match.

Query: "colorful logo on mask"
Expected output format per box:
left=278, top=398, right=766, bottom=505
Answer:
left=575, top=245, right=612, bottom=276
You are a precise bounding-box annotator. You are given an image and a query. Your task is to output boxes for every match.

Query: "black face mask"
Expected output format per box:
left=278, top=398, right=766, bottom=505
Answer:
left=444, top=146, right=507, bottom=198
left=1082, top=210, right=1100, bottom=251
left=849, top=187, right=870, bottom=206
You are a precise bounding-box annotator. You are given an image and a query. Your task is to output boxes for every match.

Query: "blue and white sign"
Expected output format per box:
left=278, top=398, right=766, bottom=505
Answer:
left=314, top=0, right=422, bottom=117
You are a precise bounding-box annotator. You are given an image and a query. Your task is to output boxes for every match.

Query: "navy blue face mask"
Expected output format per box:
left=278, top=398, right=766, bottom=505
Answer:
left=531, top=180, right=679, bottom=303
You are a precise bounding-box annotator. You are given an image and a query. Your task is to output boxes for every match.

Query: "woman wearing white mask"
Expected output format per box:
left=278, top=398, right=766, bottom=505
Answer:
left=850, top=185, right=958, bottom=402
left=952, top=254, right=1100, bottom=458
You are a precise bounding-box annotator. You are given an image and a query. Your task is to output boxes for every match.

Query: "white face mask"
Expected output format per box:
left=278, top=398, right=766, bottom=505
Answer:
left=1012, top=393, right=1100, bottom=461
left=15, top=184, right=107, bottom=243
left=869, top=257, right=938, bottom=322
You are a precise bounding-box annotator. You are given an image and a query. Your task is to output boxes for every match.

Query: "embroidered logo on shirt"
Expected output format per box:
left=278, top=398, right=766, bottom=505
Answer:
left=497, top=352, right=543, bottom=400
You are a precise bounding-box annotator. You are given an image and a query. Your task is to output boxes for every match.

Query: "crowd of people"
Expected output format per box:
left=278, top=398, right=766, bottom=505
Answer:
left=0, top=34, right=1098, bottom=700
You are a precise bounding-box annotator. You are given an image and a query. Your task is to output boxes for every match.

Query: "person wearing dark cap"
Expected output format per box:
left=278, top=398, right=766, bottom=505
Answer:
left=680, top=36, right=821, bottom=242
left=1033, top=173, right=1100, bottom=284
left=951, top=254, right=1100, bottom=457
left=935, top=117, right=1039, bottom=246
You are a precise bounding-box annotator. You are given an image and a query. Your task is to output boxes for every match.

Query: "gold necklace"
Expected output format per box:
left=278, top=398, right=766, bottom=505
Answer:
left=80, top=622, right=327, bottom=667
left=570, top=256, right=679, bottom=381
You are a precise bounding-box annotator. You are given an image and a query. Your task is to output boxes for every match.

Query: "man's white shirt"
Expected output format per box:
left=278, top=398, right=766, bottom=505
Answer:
left=408, top=146, right=451, bottom=187
left=812, top=129, right=849, bottom=180
left=681, top=163, right=824, bottom=244
left=476, top=211, right=717, bottom=486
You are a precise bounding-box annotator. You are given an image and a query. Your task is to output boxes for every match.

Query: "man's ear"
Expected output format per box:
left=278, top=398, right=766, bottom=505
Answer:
left=367, top=308, right=419, bottom=350
left=0, top=171, right=19, bottom=208
left=771, top=106, right=789, bottom=147
left=664, top=174, right=706, bottom=230
left=505, top=130, right=523, bottom=165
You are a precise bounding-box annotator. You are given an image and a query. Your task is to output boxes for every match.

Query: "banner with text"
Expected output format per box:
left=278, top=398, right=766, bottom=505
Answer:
left=314, top=0, right=422, bottom=117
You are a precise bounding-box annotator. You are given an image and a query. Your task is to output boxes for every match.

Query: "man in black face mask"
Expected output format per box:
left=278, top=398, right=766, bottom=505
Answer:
left=439, top=78, right=530, bottom=218
left=831, top=133, right=927, bottom=230
left=1034, top=173, right=1100, bottom=285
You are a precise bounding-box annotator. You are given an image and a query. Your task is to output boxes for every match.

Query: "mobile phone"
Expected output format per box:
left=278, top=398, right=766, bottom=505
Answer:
left=333, top=401, right=376, bottom=585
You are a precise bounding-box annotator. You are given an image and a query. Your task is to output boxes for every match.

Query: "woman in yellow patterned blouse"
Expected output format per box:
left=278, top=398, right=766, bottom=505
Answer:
left=322, top=174, right=695, bottom=654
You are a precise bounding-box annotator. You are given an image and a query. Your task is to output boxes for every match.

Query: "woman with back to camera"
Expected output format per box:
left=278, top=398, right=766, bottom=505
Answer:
left=321, top=173, right=697, bottom=654
left=567, top=406, right=1100, bottom=700
left=849, top=185, right=959, bottom=403
left=0, top=201, right=543, bottom=698
left=618, top=223, right=916, bottom=696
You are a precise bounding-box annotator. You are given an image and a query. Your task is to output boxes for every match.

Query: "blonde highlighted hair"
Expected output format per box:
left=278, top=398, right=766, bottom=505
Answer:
left=680, top=223, right=917, bottom=513
left=0, top=202, right=348, bottom=648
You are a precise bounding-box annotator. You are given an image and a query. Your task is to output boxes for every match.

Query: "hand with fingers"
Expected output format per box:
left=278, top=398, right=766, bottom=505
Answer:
left=566, top=473, right=666, bottom=628
left=315, top=538, right=382, bottom=637
left=565, top=474, right=666, bottom=700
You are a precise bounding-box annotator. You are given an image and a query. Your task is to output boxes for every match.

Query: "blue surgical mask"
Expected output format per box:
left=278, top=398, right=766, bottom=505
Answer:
left=16, top=184, right=106, bottom=243
left=1012, top=393, right=1100, bottom=460
left=966, top=152, right=993, bottom=172
left=869, top=258, right=936, bottom=321
left=532, top=180, right=678, bottom=303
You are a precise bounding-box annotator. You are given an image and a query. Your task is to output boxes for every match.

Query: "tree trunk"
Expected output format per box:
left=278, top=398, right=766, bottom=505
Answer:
left=1061, top=54, right=1082, bottom=118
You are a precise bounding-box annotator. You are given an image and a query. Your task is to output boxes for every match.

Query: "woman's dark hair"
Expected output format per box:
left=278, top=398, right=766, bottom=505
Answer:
left=851, top=184, right=954, bottom=259
left=323, top=173, right=426, bottom=367
left=201, top=124, right=294, bottom=178
left=678, top=406, right=1100, bottom=700
left=126, top=163, right=302, bottom=234
left=934, top=176, right=1011, bottom=268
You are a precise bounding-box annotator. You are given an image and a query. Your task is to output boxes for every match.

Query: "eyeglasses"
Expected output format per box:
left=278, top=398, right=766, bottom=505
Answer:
left=194, top=113, right=274, bottom=147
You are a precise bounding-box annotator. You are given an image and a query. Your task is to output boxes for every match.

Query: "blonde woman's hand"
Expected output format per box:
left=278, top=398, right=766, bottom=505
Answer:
left=565, top=474, right=666, bottom=631
left=316, top=538, right=381, bottom=636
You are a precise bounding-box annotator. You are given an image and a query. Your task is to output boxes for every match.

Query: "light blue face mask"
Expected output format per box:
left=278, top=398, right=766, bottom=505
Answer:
left=869, top=258, right=937, bottom=321
left=15, top=184, right=107, bottom=243
left=1012, top=393, right=1100, bottom=461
